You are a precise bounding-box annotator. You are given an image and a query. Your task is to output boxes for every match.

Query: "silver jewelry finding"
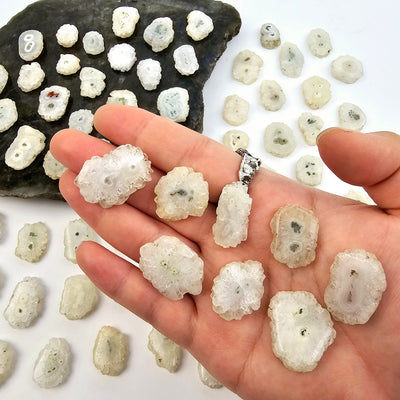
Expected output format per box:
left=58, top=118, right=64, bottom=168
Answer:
left=236, top=148, right=261, bottom=186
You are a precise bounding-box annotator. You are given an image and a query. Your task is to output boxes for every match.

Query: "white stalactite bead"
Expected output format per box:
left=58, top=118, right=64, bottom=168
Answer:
left=56, top=24, right=79, bottom=48
left=68, top=109, right=94, bottom=134
left=232, top=49, right=263, bottom=85
left=0, top=64, right=8, bottom=94
left=5, top=125, right=45, bottom=170
left=302, top=76, right=331, bottom=110
left=64, top=218, right=97, bottom=263
left=186, top=10, right=214, bottom=41
left=56, top=54, right=81, bottom=75
left=0, top=340, right=15, bottom=385
left=331, top=55, right=363, bottom=84
left=15, top=221, right=49, bottom=262
left=279, top=42, right=304, bottom=78
left=270, top=204, right=319, bottom=268
left=173, top=44, right=199, bottom=76
left=112, top=6, right=140, bottom=38
left=211, top=260, right=265, bottom=321
left=298, top=112, right=324, bottom=146
left=33, top=338, right=71, bottom=388
left=269, top=291, right=336, bottom=372
left=0, top=98, right=18, bottom=133
left=307, top=28, right=332, bottom=58
left=93, top=326, right=128, bottom=376
left=4, top=277, right=45, bottom=328
left=82, top=31, right=105, bottom=55
left=222, top=94, right=249, bottom=126
left=139, top=235, right=204, bottom=300
left=157, top=87, right=189, bottom=122
left=147, top=328, right=182, bottom=373
left=79, top=67, right=106, bottom=98
left=259, top=80, right=286, bottom=111
left=75, top=144, right=152, bottom=208
left=154, top=166, right=209, bottom=221
left=212, top=181, right=252, bottom=248
left=17, top=62, right=45, bottom=92
left=260, top=23, right=281, bottom=49
left=107, top=90, right=137, bottom=107
left=143, top=17, right=174, bottom=52
left=59, top=274, right=99, bottom=320
left=324, top=249, right=386, bottom=324
left=296, top=155, right=323, bottom=186
left=43, top=150, right=67, bottom=180
left=338, top=102, right=366, bottom=131
left=18, top=30, right=43, bottom=61
left=137, top=59, right=162, bottom=91
left=38, top=85, right=70, bottom=121
left=263, top=122, right=296, bottom=158
left=107, top=43, right=136, bottom=72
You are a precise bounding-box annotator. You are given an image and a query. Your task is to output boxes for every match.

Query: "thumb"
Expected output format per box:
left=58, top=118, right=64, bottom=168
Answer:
left=317, top=128, right=400, bottom=215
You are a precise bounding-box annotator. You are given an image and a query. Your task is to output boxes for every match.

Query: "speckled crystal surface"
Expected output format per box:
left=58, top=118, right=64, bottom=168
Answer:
left=75, top=144, right=152, bottom=208
left=324, top=249, right=386, bottom=324
left=270, top=204, right=319, bottom=268
left=211, top=260, right=265, bottom=321
left=269, top=291, right=336, bottom=372
left=212, top=182, right=252, bottom=248
left=139, top=235, right=204, bottom=300
left=154, top=166, right=209, bottom=221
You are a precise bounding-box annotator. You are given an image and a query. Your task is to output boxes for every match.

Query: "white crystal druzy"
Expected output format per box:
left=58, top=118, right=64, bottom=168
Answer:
left=147, top=328, right=182, bottom=373
left=143, top=17, right=174, bottom=52
left=38, top=85, right=70, bottom=121
left=212, top=182, right=252, bottom=248
left=107, top=43, right=137, bottom=72
left=75, top=144, right=152, bottom=208
left=93, top=326, right=128, bottom=376
left=56, top=24, right=79, bottom=48
left=43, top=150, right=67, bottom=180
left=79, top=67, right=106, bottom=98
left=107, top=90, right=138, bottom=107
left=198, top=363, right=223, bottom=388
left=154, top=166, right=209, bottom=221
left=0, top=64, right=8, bottom=95
left=211, top=260, right=265, bottom=321
left=15, top=221, right=48, bottom=262
left=60, top=275, right=99, bottom=320
left=137, top=59, right=162, bottom=91
left=0, top=98, right=18, bottom=133
left=173, top=45, right=199, bottom=76
left=0, top=340, right=15, bottom=385
left=4, top=277, right=45, bottom=329
left=269, top=291, right=336, bottom=372
left=33, top=338, right=71, bottom=388
left=5, top=125, right=46, bottom=170
left=64, top=218, right=97, bottom=263
left=270, top=204, right=319, bottom=268
left=186, top=10, right=214, bottom=41
left=324, top=249, right=386, bottom=324
left=139, top=235, right=204, bottom=300
left=17, top=62, right=45, bottom=92
left=112, top=6, right=140, bottom=38
left=157, top=87, right=189, bottom=122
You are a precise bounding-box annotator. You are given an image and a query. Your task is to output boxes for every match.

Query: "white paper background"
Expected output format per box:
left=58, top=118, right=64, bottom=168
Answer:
left=0, top=1, right=399, bottom=399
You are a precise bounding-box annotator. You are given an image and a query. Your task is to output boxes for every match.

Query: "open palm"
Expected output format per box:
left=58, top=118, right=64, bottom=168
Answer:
left=51, top=105, right=400, bottom=400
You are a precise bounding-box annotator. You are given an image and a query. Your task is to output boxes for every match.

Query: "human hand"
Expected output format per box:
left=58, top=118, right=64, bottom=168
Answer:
left=51, top=104, right=400, bottom=400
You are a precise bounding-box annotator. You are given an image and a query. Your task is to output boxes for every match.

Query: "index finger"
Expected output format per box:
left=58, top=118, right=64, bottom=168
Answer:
left=94, top=104, right=242, bottom=201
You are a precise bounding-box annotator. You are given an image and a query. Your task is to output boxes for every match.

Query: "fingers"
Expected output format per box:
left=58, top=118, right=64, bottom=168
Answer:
left=93, top=104, right=242, bottom=201
left=58, top=169, right=202, bottom=261
left=76, top=241, right=196, bottom=346
left=317, top=128, right=400, bottom=214
left=51, top=129, right=217, bottom=246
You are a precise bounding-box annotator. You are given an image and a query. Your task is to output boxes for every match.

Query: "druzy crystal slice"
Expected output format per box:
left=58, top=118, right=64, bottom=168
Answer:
left=139, top=235, right=204, bottom=300
left=154, top=166, right=209, bottom=221
left=324, top=249, right=386, bottom=324
left=269, top=291, right=336, bottom=372
left=213, top=181, right=252, bottom=248
left=75, top=144, right=152, bottom=208
left=211, top=260, right=265, bottom=321
left=270, top=204, right=319, bottom=268
left=147, top=328, right=182, bottom=373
